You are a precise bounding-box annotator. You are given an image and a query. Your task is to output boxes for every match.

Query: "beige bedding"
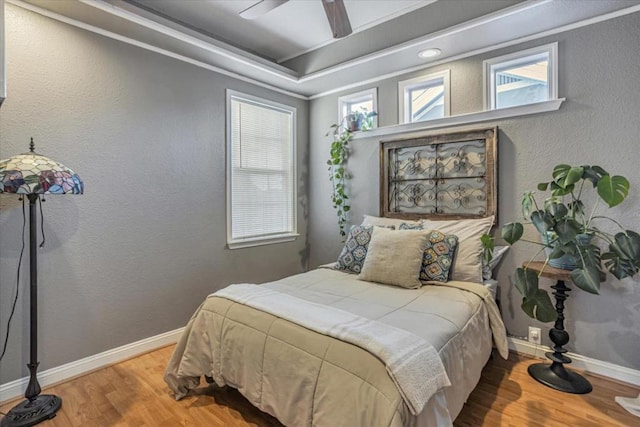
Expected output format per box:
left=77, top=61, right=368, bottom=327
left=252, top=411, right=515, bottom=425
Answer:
left=164, top=268, right=507, bottom=427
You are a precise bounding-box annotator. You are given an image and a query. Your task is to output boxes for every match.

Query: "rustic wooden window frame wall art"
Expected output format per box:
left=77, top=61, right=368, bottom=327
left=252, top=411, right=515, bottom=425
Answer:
left=380, top=126, right=498, bottom=221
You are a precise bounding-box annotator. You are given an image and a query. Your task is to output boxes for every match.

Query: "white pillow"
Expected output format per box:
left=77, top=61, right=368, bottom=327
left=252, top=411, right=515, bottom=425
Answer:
left=358, top=227, right=427, bottom=289
left=482, top=245, right=509, bottom=280
left=361, top=214, right=420, bottom=229
left=420, top=216, right=494, bottom=283
left=484, top=279, right=499, bottom=300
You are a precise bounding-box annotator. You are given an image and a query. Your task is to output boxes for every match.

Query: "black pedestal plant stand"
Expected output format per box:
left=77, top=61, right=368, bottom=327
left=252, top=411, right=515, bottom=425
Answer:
left=527, top=279, right=593, bottom=394
left=1, top=195, right=62, bottom=427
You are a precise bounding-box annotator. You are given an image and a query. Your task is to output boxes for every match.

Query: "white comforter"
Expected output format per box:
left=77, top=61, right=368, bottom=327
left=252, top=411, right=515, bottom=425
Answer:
left=165, top=268, right=508, bottom=427
left=264, top=268, right=507, bottom=359
left=215, top=283, right=450, bottom=415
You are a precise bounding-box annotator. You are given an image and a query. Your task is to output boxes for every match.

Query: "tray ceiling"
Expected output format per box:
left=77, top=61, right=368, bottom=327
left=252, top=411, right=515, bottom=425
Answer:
left=12, top=0, right=640, bottom=98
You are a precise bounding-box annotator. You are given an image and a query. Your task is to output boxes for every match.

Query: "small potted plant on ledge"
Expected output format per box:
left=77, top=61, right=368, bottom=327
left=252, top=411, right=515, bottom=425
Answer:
left=345, top=108, right=377, bottom=132
left=489, top=164, right=640, bottom=322
left=326, top=110, right=377, bottom=236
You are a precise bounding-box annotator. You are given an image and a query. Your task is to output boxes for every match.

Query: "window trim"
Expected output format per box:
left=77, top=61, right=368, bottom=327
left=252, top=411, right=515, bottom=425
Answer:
left=225, top=89, right=298, bottom=249
left=337, top=87, right=378, bottom=128
left=398, top=70, right=450, bottom=124
left=483, top=42, right=558, bottom=110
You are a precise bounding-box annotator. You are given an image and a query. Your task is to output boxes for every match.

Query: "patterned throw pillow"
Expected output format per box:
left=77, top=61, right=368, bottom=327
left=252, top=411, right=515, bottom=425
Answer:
left=420, top=216, right=494, bottom=283
left=335, top=225, right=376, bottom=274
left=400, top=223, right=458, bottom=282
left=420, top=230, right=458, bottom=282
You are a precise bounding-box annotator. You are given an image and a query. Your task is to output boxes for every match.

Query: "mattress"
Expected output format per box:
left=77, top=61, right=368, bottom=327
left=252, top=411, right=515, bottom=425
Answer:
left=165, top=268, right=506, bottom=426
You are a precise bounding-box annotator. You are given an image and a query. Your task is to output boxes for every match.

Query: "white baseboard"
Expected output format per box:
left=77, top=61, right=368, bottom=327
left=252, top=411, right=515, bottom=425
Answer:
left=2, top=331, right=637, bottom=404
left=0, top=327, right=184, bottom=404
left=508, top=337, right=640, bottom=387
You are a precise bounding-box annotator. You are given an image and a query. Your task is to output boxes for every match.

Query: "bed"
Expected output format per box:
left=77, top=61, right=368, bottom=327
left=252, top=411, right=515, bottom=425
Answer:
left=164, top=127, right=506, bottom=426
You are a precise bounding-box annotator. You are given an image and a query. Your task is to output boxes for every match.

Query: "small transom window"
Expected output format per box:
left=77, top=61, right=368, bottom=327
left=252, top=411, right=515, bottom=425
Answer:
left=484, top=43, right=558, bottom=110
left=398, top=70, right=450, bottom=124
left=337, top=88, right=378, bottom=130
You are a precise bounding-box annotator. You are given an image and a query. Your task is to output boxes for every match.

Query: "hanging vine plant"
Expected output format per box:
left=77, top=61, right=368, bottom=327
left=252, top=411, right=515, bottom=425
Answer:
left=326, top=126, right=353, bottom=236
left=326, top=110, right=377, bottom=236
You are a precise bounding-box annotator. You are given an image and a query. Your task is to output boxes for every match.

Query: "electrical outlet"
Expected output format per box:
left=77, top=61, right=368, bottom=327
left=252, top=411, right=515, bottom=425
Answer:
left=528, top=326, right=542, bottom=345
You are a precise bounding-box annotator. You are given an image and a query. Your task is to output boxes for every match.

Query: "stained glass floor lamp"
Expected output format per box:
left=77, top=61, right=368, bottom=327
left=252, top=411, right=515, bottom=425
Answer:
left=0, top=139, right=83, bottom=427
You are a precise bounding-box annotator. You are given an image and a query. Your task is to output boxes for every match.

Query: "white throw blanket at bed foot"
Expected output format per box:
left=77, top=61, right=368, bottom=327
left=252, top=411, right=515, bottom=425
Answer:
left=214, top=284, right=451, bottom=415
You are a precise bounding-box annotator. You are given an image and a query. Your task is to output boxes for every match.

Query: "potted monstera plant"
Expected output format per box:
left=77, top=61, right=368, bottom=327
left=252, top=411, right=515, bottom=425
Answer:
left=497, top=164, right=640, bottom=322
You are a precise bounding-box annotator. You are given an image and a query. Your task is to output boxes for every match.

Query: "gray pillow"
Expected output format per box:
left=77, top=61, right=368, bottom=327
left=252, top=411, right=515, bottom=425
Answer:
left=358, top=227, right=427, bottom=289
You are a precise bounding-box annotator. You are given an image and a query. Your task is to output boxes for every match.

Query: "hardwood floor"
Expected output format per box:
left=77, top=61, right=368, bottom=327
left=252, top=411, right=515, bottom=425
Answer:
left=454, top=354, right=639, bottom=427
left=1, top=346, right=639, bottom=426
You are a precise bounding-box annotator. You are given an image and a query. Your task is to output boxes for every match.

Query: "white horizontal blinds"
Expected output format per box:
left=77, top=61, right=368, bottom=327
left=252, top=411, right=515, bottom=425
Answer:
left=230, top=97, right=294, bottom=240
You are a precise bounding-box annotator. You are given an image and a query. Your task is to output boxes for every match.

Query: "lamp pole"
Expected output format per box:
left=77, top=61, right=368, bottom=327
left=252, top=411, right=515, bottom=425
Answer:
left=25, top=194, right=42, bottom=400
left=1, top=195, right=62, bottom=427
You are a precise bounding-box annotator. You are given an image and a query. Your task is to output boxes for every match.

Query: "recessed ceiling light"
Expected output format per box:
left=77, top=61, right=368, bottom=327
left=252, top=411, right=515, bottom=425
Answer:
left=418, top=48, right=441, bottom=59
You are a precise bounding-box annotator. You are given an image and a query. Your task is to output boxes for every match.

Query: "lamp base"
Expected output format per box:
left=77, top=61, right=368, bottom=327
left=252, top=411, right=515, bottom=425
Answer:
left=0, top=395, right=62, bottom=427
left=528, top=362, right=592, bottom=394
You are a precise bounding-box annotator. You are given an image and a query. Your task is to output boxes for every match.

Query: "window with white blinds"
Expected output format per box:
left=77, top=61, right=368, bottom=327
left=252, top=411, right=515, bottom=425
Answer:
left=226, top=90, right=297, bottom=249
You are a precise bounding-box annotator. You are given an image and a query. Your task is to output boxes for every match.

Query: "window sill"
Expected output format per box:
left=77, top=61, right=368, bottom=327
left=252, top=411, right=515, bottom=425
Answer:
left=351, top=98, right=565, bottom=140
left=227, top=233, right=299, bottom=250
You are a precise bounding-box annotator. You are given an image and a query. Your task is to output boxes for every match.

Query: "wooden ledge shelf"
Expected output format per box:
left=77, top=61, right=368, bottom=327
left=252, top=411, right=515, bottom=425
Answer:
left=352, top=98, right=565, bottom=140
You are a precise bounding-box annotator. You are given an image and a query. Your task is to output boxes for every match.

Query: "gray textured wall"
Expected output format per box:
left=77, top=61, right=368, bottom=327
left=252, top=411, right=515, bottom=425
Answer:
left=0, top=4, right=309, bottom=384
left=309, top=13, right=640, bottom=370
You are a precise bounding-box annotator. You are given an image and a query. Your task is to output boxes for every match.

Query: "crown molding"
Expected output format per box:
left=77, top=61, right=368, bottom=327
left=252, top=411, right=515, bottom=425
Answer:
left=7, top=0, right=308, bottom=100
left=83, top=0, right=298, bottom=81
left=7, top=0, right=640, bottom=99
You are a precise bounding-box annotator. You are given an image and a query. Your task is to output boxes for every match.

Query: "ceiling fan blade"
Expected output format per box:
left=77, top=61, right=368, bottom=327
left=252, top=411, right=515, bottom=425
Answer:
left=322, top=0, right=353, bottom=39
left=239, top=0, right=289, bottom=20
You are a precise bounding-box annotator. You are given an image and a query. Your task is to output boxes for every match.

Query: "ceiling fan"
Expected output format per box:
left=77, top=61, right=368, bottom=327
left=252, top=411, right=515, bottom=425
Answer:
left=239, top=0, right=353, bottom=39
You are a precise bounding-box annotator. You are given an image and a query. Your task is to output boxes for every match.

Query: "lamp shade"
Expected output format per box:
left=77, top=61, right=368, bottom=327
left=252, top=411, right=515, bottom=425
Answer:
left=0, top=140, right=83, bottom=195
